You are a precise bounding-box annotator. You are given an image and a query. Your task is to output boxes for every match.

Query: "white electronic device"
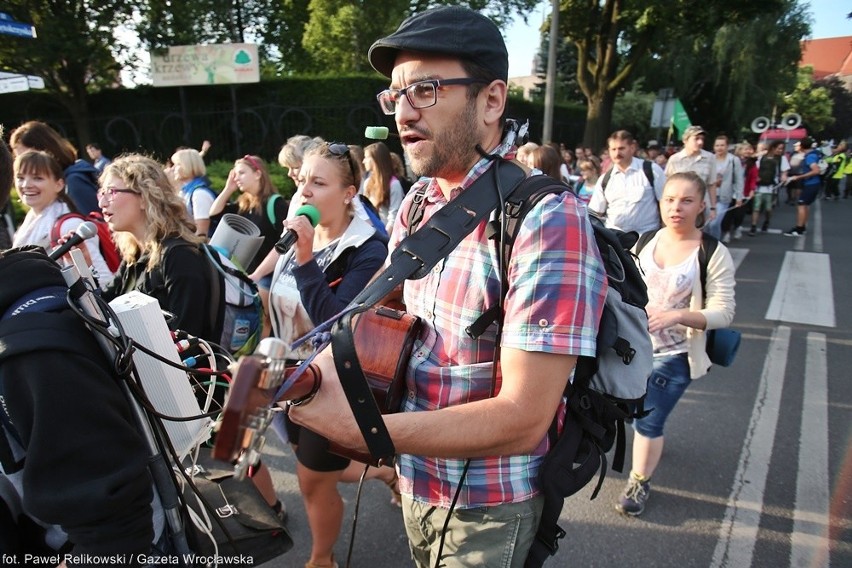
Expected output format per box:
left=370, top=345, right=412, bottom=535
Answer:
left=109, top=291, right=212, bottom=458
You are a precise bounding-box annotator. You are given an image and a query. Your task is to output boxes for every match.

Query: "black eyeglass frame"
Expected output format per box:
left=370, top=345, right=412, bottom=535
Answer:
left=376, top=77, right=490, bottom=115
left=327, top=142, right=358, bottom=187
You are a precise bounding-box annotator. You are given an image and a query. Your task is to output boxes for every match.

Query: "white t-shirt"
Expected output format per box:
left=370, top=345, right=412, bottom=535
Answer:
left=639, top=242, right=699, bottom=355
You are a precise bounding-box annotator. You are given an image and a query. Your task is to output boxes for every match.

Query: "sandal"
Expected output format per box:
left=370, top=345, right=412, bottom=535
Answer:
left=385, top=471, right=402, bottom=507
left=305, top=557, right=338, bottom=568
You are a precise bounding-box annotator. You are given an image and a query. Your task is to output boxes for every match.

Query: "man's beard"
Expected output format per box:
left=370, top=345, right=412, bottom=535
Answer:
left=406, top=100, right=480, bottom=180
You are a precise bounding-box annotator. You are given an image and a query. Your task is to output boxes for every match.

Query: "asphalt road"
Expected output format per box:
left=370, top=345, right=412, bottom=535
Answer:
left=252, top=197, right=852, bottom=568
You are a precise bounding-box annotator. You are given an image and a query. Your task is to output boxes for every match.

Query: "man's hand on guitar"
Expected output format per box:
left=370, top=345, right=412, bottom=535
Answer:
left=285, top=350, right=369, bottom=453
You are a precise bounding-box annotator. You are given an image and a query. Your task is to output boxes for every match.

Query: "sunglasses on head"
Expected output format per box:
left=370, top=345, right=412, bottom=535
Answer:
left=327, top=142, right=357, bottom=185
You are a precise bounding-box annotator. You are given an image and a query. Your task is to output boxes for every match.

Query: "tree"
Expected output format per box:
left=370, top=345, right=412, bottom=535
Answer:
left=813, top=75, right=852, bottom=142
left=554, top=0, right=786, bottom=150
left=0, top=1, right=135, bottom=146
left=299, top=0, right=540, bottom=74
left=782, top=66, right=834, bottom=135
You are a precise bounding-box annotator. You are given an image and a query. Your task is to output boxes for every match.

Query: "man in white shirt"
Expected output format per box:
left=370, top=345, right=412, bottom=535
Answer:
left=588, top=130, right=667, bottom=234
left=666, top=125, right=718, bottom=225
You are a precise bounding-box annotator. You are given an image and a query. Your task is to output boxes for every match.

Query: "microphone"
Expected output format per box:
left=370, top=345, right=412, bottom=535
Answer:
left=274, top=204, right=321, bottom=253
left=49, top=221, right=98, bottom=260
left=365, top=126, right=389, bottom=140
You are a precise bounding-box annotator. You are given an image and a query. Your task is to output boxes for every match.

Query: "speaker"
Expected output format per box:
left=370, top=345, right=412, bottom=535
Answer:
left=750, top=117, right=771, bottom=133
left=781, top=113, right=802, bottom=130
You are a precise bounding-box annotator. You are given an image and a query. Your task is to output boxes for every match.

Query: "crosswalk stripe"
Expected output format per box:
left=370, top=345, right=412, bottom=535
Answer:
left=790, top=333, right=830, bottom=568
left=710, top=326, right=790, bottom=568
left=765, top=252, right=835, bottom=327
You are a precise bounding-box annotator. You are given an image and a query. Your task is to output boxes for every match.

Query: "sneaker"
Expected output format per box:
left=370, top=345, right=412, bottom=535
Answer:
left=783, top=227, right=804, bottom=237
left=761, top=222, right=769, bottom=232
left=721, top=232, right=731, bottom=244
left=733, top=227, right=743, bottom=240
left=616, top=476, right=651, bottom=516
left=748, top=226, right=757, bottom=237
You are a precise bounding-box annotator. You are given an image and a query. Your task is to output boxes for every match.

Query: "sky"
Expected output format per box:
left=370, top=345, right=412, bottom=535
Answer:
left=505, top=0, right=852, bottom=78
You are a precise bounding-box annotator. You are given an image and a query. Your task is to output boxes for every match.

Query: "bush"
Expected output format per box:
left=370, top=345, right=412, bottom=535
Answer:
left=206, top=159, right=296, bottom=200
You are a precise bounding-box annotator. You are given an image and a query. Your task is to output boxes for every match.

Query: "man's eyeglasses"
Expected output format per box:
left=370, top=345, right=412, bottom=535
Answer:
left=376, top=78, right=489, bottom=115
left=98, top=187, right=137, bottom=201
left=327, top=142, right=358, bottom=186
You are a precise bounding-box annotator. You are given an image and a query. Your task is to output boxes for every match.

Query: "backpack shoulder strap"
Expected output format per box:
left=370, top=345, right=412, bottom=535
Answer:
left=643, top=160, right=655, bottom=190
left=635, top=229, right=660, bottom=254
left=698, top=233, right=719, bottom=303
left=405, top=185, right=429, bottom=233
left=49, top=212, right=85, bottom=244
left=466, top=175, right=571, bottom=339
left=600, top=168, right=613, bottom=191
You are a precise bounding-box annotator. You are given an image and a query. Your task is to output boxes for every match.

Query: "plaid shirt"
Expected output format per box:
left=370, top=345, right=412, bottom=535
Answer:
left=388, top=155, right=607, bottom=508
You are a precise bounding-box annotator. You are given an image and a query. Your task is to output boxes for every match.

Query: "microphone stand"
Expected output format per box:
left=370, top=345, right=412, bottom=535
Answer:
left=60, top=262, right=194, bottom=559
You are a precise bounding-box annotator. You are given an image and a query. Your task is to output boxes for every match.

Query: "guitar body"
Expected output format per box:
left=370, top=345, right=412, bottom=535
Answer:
left=213, top=305, right=420, bottom=472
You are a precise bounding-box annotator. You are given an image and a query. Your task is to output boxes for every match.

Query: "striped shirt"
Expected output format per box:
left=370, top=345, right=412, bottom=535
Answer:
left=388, top=159, right=607, bottom=508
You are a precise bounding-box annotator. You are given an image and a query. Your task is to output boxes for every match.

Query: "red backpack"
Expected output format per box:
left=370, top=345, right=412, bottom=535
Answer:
left=50, top=212, right=121, bottom=273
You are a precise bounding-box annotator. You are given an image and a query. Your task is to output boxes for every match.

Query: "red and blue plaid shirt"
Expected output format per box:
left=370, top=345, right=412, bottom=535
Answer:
left=388, top=156, right=607, bottom=508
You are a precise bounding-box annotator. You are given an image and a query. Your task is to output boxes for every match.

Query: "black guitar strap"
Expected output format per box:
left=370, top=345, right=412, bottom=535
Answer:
left=330, top=157, right=528, bottom=464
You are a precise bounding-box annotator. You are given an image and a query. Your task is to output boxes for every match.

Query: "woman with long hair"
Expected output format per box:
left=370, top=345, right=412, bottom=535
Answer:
left=361, top=142, right=405, bottom=231
left=98, top=154, right=217, bottom=339
left=616, top=172, right=735, bottom=517
left=12, top=150, right=113, bottom=285
left=269, top=142, right=396, bottom=568
left=209, top=154, right=288, bottom=338
left=575, top=156, right=601, bottom=204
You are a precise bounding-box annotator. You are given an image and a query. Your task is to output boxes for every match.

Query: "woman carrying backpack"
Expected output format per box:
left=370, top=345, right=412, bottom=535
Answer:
left=616, top=172, right=736, bottom=517
left=209, top=154, right=288, bottom=339
left=11, top=150, right=114, bottom=287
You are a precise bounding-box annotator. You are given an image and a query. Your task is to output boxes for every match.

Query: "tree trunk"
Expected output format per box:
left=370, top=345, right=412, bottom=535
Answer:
left=583, top=89, right=617, bottom=153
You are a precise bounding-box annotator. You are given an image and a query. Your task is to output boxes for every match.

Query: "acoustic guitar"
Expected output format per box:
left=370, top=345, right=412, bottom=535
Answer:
left=213, top=305, right=421, bottom=477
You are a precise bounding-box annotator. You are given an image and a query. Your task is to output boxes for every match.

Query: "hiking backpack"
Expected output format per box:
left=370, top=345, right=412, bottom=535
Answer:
left=202, top=244, right=263, bottom=358
left=50, top=211, right=121, bottom=273
left=757, top=155, right=779, bottom=186
left=407, top=174, right=652, bottom=565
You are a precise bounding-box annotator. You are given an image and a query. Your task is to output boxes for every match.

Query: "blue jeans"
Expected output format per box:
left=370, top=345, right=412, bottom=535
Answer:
left=633, top=353, right=691, bottom=439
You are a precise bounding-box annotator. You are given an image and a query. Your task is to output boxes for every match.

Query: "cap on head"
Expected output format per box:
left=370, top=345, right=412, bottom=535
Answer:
left=682, top=125, right=706, bottom=142
left=368, top=6, right=508, bottom=82
left=647, top=140, right=660, bottom=149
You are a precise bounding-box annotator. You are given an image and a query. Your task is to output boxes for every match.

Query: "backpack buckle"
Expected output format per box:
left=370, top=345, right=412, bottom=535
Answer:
left=537, top=525, right=566, bottom=554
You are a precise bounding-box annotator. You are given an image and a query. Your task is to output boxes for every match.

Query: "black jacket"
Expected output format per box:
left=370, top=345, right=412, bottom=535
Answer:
left=0, top=248, right=153, bottom=559
left=103, top=237, right=219, bottom=340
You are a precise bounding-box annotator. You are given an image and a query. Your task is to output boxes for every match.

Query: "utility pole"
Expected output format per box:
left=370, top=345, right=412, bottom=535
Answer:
left=542, top=0, right=559, bottom=143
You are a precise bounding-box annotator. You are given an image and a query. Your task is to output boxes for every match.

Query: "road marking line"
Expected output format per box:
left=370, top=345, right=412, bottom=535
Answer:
left=728, top=248, right=748, bottom=271
left=812, top=199, right=822, bottom=253
left=765, top=252, right=835, bottom=327
left=710, top=326, right=790, bottom=568
left=791, top=333, right=830, bottom=568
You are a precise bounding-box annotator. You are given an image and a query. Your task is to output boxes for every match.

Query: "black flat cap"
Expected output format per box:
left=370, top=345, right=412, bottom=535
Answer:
left=368, top=6, right=508, bottom=82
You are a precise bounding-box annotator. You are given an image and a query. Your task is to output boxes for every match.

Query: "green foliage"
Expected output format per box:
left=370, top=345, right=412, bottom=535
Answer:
left=206, top=160, right=296, bottom=199
left=813, top=76, right=852, bottom=142
left=781, top=66, right=834, bottom=134
left=0, top=1, right=134, bottom=114
left=611, top=81, right=655, bottom=142
left=553, top=0, right=792, bottom=148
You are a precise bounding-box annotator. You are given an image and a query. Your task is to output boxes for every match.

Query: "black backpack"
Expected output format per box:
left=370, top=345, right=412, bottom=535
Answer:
left=407, top=175, right=652, bottom=566
left=757, top=155, right=779, bottom=186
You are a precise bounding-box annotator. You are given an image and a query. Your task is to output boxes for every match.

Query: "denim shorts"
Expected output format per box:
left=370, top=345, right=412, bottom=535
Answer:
left=402, top=495, right=544, bottom=568
left=633, top=353, right=691, bottom=439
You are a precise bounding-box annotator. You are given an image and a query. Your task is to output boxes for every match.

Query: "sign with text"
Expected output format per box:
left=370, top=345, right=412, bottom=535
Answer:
left=150, top=43, right=260, bottom=87
left=0, top=12, right=36, bottom=38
